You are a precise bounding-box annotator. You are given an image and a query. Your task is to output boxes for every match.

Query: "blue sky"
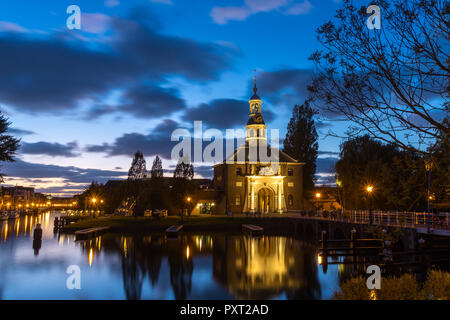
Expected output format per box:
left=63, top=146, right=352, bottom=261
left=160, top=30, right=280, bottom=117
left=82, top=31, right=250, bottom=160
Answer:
left=0, top=0, right=350, bottom=196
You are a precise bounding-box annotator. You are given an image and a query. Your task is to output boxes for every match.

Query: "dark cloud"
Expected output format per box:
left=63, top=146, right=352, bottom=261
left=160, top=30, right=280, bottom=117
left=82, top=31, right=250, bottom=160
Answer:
left=0, top=34, right=136, bottom=112
left=20, top=141, right=80, bottom=157
left=112, top=18, right=235, bottom=82
left=1, top=159, right=125, bottom=184
left=85, top=119, right=180, bottom=158
left=85, top=117, right=246, bottom=162
left=84, top=84, right=187, bottom=120
left=8, top=127, right=35, bottom=136
left=255, top=68, right=314, bottom=104
left=183, top=98, right=275, bottom=129
left=0, top=14, right=235, bottom=114
left=118, top=85, right=186, bottom=118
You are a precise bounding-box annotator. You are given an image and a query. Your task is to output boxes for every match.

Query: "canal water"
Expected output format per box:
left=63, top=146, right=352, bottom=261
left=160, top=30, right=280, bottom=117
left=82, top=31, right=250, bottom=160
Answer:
left=0, top=211, right=349, bottom=300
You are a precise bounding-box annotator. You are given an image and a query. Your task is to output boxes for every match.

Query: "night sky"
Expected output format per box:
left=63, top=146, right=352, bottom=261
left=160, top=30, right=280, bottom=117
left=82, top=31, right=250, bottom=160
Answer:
left=0, top=0, right=349, bottom=196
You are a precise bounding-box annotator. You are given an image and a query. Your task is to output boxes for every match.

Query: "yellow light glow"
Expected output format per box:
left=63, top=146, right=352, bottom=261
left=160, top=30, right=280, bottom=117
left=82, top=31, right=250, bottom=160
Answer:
left=186, top=246, right=190, bottom=259
left=88, top=248, right=94, bottom=267
left=92, top=198, right=97, bottom=203
left=315, top=193, right=321, bottom=198
left=187, top=197, right=191, bottom=202
left=317, top=254, right=322, bottom=265
left=366, top=185, right=374, bottom=193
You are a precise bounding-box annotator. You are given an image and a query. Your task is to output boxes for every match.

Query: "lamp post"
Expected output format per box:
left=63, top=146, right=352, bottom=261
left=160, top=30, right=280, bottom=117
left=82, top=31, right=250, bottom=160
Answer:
left=366, top=185, right=374, bottom=224
left=315, top=192, right=321, bottom=216
left=425, top=159, right=432, bottom=233
left=91, top=197, right=97, bottom=217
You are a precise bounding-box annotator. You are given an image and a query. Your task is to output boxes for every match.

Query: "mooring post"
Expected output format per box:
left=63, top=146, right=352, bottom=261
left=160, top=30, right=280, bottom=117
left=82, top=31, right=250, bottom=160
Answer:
left=418, top=238, right=427, bottom=269
left=350, top=227, right=357, bottom=269
left=321, top=230, right=328, bottom=252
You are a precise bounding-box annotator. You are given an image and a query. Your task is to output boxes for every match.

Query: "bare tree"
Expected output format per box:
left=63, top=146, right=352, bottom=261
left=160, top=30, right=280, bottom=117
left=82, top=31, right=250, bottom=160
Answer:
left=308, top=0, right=449, bottom=154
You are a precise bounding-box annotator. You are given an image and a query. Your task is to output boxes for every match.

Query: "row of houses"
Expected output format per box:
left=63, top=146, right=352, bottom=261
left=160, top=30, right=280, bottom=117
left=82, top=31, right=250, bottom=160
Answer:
left=0, top=186, right=50, bottom=209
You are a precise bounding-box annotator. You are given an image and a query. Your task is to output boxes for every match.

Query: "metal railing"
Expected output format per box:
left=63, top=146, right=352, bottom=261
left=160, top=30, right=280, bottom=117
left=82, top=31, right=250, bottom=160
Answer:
left=287, top=210, right=450, bottom=230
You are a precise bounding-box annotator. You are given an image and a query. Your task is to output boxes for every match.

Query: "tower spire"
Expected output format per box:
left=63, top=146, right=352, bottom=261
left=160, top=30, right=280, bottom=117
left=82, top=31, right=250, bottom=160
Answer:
left=253, top=68, right=257, bottom=94
left=250, top=69, right=260, bottom=100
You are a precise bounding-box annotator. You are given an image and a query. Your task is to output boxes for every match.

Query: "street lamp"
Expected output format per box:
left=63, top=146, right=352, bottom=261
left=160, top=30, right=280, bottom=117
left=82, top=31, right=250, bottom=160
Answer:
left=425, top=159, right=432, bottom=233
left=366, top=185, right=374, bottom=224
left=91, top=198, right=97, bottom=217
left=315, top=192, right=321, bottom=215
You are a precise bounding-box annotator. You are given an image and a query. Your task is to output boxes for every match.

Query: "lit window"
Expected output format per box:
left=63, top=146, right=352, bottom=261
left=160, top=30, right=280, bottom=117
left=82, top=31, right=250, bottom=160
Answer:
left=235, top=195, right=241, bottom=205
left=236, top=181, right=242, bottom=187
left=288, top=182, right=294, bottom=187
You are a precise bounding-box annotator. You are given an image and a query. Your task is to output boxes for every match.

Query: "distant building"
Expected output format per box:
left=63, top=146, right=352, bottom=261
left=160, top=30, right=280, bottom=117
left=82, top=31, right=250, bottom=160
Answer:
left=1, top=186, right=35, bottom=206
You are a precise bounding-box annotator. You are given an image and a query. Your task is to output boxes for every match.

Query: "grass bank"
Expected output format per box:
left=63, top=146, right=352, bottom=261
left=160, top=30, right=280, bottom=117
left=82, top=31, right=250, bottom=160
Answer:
left=61, top=215, right=267, bottom=233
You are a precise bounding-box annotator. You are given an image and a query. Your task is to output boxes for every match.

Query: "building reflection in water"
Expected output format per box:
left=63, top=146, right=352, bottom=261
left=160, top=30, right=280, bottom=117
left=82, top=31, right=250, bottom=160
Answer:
left=0, top=214, right=326, bottom=300
left=77, top=233, right=323, bottom=300
left=0, top=212, right=53, bottom=243
left=213, top=235, right=321, bottom=299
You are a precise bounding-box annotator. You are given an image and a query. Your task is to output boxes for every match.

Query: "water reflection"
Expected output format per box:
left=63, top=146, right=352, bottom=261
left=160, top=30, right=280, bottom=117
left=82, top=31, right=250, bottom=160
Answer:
left=0, top=212, right=340, bottom=300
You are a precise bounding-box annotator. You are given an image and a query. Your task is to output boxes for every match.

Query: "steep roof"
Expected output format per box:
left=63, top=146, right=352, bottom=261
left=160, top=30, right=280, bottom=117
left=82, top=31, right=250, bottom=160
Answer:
left=223, top=140, right=302, bottom=164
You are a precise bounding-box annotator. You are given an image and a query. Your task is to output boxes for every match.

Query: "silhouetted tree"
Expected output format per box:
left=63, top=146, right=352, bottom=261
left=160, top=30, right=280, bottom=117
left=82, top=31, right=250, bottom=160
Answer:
left=128, top=150, right=147, bottom=180
left=0, top=113, right=20, bottom=182
left=173, top=156, right=194, bottom=180
left=171, top=157, right=194, bottom=216
left=150, top=155, right=164, bottom=179
left=283, top=100, right=318, bottom=191
left=308, top=0, right=448, bottom=154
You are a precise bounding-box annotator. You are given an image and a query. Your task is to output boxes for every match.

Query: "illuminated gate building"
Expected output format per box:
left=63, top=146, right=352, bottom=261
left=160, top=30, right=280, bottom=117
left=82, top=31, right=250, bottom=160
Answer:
left=212, top=82, right=305, bottom=214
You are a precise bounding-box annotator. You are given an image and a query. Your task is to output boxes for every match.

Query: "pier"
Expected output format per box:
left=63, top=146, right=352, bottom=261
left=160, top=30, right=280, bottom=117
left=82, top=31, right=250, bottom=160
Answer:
left=242, top=224, right=263, bottom=236
left=166, top=225, right=183, bottom=238
left=74, top=227, right=110, bottom=241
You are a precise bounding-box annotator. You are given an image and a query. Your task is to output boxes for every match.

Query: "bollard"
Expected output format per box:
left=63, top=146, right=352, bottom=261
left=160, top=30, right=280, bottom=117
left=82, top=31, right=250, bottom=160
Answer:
left=33, top=223, right=42, bottom=240
left=351, top=228, right=357, bottom=270
left=321, top=230, right=328, bottom=252
left=418, top=238, right=428, bottom=269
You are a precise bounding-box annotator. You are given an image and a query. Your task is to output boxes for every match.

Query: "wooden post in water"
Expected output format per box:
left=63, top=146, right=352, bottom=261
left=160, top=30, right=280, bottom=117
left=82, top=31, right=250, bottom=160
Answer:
left=321, top=230, right=328, bottom=252
left=351, top=228, right=357, bottom=269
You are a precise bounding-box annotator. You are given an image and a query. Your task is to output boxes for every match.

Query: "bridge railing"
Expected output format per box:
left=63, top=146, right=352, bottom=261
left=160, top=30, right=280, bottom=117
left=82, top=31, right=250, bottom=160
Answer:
left=288, top=210, right=450, bottom=230
left=341, top=210, right=449, bottom=230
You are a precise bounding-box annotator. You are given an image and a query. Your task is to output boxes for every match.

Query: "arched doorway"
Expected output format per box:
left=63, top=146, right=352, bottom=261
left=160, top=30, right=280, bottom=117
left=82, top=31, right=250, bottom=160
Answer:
left=257, top=188, right=274, bottom=214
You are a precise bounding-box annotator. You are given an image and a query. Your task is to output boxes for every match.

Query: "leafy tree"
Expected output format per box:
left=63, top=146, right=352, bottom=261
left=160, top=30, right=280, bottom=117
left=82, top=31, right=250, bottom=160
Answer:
left=336, top=135, right=399, bottom=210
left=150, top=155, right=164, bottom=179
left=283, top=100, right=319, bottom=191
left=0, top=113, right=20, bottom=182
left=308, top=0, right=448, bottom=154
left=335, top=135, right=445, bottom=211
left=128, top=150, right=147, bottom=180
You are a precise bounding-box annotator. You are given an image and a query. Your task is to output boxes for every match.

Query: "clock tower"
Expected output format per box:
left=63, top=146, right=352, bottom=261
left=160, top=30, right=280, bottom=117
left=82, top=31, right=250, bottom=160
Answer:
left=246, top=77, right=266, bottom=141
